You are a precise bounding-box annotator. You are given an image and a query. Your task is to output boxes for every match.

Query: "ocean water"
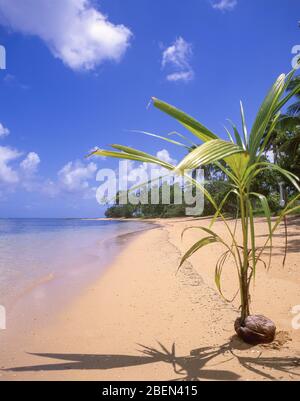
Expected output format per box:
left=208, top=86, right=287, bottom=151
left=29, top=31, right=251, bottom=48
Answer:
left=0, top=218, right=153, bottom=313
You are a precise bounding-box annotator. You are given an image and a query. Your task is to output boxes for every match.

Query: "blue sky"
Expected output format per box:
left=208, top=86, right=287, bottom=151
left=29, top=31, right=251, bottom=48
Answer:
left=0, top=0, right=299, bottom=217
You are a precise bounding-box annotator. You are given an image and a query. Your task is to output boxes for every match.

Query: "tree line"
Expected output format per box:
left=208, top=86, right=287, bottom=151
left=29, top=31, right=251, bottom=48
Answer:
left=105, top=76, right=300, bottom=219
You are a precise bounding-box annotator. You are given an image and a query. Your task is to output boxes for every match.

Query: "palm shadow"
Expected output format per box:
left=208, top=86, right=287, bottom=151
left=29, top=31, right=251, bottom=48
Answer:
left=201, top=336, right=300, bottom=381
left=3, top=343, right=239, bottom=381
left=139, top=338, right=300, bottom=381
left=3, top=338, right=300, bottom=381
left=256, top=215, right=300, bottom=255
left=138, top=342, right=239, bottom=381
left=2, top=353, right=159, bottom=372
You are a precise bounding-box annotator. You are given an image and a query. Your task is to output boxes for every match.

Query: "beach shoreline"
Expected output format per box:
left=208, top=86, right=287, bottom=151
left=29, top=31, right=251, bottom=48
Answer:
left=0, top=220, right=158, bottom=360
left=1, top=216, right=300, bottom=381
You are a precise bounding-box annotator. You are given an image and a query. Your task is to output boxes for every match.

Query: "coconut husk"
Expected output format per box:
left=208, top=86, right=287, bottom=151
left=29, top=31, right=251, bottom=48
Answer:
left=235, top=315, right=276, bottom=345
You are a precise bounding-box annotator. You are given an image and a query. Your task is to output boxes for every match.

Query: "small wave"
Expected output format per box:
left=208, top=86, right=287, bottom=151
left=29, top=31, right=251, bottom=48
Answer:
left=9, top=273, right=56, bottom=309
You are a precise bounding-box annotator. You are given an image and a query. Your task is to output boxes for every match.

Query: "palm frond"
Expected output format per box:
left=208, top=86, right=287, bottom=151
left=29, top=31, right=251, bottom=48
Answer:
left=178, top=236, right=219, bottom=271
left=152, top=97, right=219, bottom=142
left=249, top=74, right=286, bottom=159
left=227, top=119, right=245, bottom=149
left=250, top=192, right=273, bottom=270
left=175, top=139, right=244, bottom=172
left=240, top=101, right=248, bottom=148
left=129, top=130, right=191, bottom=150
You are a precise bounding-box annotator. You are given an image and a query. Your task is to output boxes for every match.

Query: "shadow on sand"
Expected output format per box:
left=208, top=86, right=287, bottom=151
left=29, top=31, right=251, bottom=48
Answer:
left=3, top=336, right=300, bottom=381
left=257, top=215, right=300, bottom=256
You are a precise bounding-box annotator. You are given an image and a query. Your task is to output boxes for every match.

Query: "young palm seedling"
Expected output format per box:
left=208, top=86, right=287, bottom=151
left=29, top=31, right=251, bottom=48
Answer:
left=89, top=69, right=300, bottom=345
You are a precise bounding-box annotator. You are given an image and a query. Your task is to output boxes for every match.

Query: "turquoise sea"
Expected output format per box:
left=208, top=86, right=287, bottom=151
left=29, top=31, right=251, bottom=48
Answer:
left=0, top=219, right=153, bottom=315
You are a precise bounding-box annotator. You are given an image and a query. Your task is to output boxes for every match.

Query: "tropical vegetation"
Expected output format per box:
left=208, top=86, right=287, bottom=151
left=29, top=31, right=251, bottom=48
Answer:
left=90, top=68, right=300, bottom=344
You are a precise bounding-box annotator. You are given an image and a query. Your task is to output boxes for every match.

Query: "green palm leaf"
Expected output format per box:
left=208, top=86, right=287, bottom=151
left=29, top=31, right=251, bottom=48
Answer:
left=242, top=162, right=300, bottom=191
left=111, top=145, right=175, bottom=170
left=249, top=74, right=286, bottom=159
left=250, top=192, right=273, bottom=269
left=129, top=130, right=191, bottom=150
left=257, top=112, right=281, bottom=159
left=89, top=146, right=175, bottom=171
left=168, top=131, right=198, bottom=147
left=240, top=101, right=248, bottom=148
left=178, top=236, right=218, bottom=271
left=89, top=149, right=154, bottom=163
left=152, top=97, right=219, bottom=142
left=274, top=79, right=300, bottom=114
left=248, top=201, right=257, bottom=278
left=227, top=119, right=245, bottom=149
left=223, top=125, right=235, bottom=143
left=175, top=139, right=244, bottom=172
left=209, top=189, right=239, bottom=228
left=181, top=226, right=223, bottom=241
left=224, top=152, right=250, bottom=179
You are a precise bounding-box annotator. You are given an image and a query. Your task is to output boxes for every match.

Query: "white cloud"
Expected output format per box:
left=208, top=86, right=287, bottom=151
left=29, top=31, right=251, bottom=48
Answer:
left=20, top=152, right=40, bottom=173
left=127, top=149, right=176, bottom=177
left=0, top=144, right=178, bottom=203
left=166, top=71, right=194, bottom=83
left=0, top=124, right=42, bottom=190
left=211, top=0, right=238, bottom=11
left=0, top=122, right=42, bottom=193
left=58, top=160, right=97, bottom=192
left=0, top=146, right=42, bottom=194
left=118, top=150, right=177, bottom=191
left=0, top=126, right=98, bottom=200
left=156, top=149, right=177, bottom=165
left=162, top=37, right=194, bottom=82
left=0, top=0, right=132, bottom=71
left=0, top=146, right=21, bottom=184
left=0, top=123, right=10, bottom=138
left=162, top=37, right=193, bottom=70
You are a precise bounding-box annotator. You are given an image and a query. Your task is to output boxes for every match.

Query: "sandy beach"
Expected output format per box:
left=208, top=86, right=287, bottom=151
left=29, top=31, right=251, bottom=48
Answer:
left=1, top=216, right=300, bottom=381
